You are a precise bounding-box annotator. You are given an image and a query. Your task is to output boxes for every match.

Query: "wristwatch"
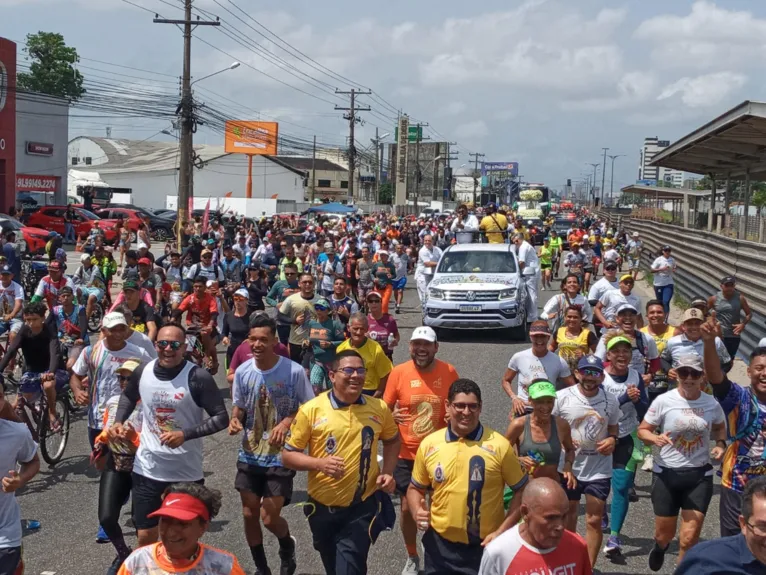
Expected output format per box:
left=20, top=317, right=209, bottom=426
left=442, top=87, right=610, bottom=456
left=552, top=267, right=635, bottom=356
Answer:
left=608, top=434, right=619, bottom=442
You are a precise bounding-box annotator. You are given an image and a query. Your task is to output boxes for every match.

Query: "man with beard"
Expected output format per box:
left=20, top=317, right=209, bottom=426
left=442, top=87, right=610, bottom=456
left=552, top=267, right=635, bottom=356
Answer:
left=553, top=355, right=620, bottom=569
left=479, top=478, right=592, bottom=575
left=229, top=314, right=313, bottom=575
left=383, top=327, right=459, bottom=575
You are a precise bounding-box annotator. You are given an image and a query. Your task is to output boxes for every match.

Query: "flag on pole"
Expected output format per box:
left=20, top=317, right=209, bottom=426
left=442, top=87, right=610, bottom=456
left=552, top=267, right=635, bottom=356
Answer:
left=202, top=197, right=211, bottom=233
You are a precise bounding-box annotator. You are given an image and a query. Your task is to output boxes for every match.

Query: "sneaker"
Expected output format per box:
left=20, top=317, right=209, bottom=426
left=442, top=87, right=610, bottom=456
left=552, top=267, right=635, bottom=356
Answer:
left=96, top=525, right=111, bottom=544
left=395, top=305, right=401, bottom=314
left=601, top=510, right=609, bottom=532
left=648, top=542, right=667, bottom=572
left=642, top=454, right=654, bottom=472
left=629, top=486, right=639, bottom=502
left=401, top=556, right=420, bottom=575
left=604, top=535, right=622, bottom=557
left=23, top=520, right=41, bottom=530
left=278, top=535, right=297, bottom=575
left=106, top=556, right=123, bottom=575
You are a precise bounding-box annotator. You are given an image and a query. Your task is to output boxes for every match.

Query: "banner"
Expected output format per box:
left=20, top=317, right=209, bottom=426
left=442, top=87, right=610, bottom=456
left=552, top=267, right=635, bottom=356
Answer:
left=395, top=115, right=409, bottom=205
left=481, top=162, right=519, bottom=177
left=202, top=197, right=211, bottom=233
left=224, top=121, right=279, bottom=155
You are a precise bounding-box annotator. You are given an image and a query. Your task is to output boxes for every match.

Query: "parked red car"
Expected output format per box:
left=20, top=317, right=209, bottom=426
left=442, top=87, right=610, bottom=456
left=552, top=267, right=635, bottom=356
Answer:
left=26, top=206, right=120, bottom=243
left=0, top=216, right=49, bottom=255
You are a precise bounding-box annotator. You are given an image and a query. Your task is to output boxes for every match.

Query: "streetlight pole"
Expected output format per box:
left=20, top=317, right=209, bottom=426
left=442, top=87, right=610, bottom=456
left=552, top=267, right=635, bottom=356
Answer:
left=607, top=154, right=625, bottom=207
left=587, top=163, right=599, bottom=206
left=600, top=147, right=609, bottom=206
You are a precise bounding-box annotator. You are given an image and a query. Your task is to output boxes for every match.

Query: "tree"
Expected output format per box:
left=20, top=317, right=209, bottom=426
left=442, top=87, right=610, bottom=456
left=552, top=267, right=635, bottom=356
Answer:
left=378, top=182, right=393, bottom=205
left=17, top=32, right=85, bottom=101
left=751, top=182, right=766, bottom=215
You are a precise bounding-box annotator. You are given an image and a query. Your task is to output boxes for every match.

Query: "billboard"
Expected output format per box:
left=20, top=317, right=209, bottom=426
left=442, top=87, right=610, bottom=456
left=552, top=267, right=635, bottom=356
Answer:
left=395, top=115, right=409, bottom=205
left=224, top=121, right=278, bottom=155
left=0, top=38, right=16, bottom=213
left=481, top=162, right=519, bottom=177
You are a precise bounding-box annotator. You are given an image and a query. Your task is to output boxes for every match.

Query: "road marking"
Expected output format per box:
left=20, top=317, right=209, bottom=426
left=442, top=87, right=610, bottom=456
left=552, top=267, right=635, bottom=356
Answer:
left=41, top=571, right=57, bottom=574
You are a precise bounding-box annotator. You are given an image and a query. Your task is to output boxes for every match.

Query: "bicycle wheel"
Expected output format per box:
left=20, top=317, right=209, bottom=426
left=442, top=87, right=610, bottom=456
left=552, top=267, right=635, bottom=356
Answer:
left=39, top=398, right=70, bottom=466
left=88, top=302, right=104, bottom=333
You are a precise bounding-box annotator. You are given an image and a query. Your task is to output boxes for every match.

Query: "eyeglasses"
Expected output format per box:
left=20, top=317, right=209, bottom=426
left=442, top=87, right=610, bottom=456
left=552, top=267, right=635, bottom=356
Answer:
left=450, top=402, right=480, bottom=412
left=156, top=340, right=183, bottom=351
left=335, top=367, right=367, bottom=376
left=746, top=521, right=766, bottom=537
left=284, top=272, right=297, bottom=276
left=677, top=368, right=703, bottom=379
left=578, top=368, right=603, bottom=377
left=118, top=375, right=131, bottom=381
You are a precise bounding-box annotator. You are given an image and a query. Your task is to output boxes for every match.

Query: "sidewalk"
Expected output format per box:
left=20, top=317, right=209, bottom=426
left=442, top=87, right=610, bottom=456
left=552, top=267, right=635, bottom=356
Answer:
left=631, top=269, right=750, bottom=387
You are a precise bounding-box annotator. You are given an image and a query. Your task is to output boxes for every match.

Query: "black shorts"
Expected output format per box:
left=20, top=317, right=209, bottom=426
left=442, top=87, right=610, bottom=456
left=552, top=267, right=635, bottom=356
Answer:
left=394, top=459, right=414, bottom=496
left=720, top=486, right=743, bottom=538
left=132, top=472, right=204, bottom=530
left=235, top=462, right=295, bottom=504
left=652, top=466, right=713, bottom=516
left=563, top=476, right=611, bottom=502
left=540, top=264, right=552, bottom=270
left=0, top=547, right=21, bottom=575
left=613, top=435, right=634, bottom=470
left=422, top=528, right=483, bottom=575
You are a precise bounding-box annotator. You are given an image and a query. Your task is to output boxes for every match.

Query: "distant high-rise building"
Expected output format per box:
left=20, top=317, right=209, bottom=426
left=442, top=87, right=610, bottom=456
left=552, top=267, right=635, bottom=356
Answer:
left=638, top=137, right=701, bottom=187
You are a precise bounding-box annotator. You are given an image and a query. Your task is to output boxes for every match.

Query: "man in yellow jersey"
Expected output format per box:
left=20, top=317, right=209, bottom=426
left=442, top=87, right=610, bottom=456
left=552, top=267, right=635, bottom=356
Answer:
left=336, top=312, right=393, bottom=397
left=549, top=230, right=563, bottom=279
left=407, top=378, right=529, bottom=575
left=282, top=349, right=400, bottom=574
left=479, top=203, right=508, bottom=244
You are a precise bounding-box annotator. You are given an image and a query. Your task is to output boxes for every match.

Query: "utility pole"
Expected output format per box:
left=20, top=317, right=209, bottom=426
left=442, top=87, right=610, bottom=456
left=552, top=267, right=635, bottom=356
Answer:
left=587, top=163, right=599, bottom=205
left=607, top=154, right=625, bottom=207
left=600, top=147, right=609, bottom=205
left=444, top=143, right=458, bottom=201
left=310, top=135, right=317, bottom=204
left=469, top=152, right=485, bottom=207
left=155, top=4, right=219, bottom=246
left=335, top=88, right=371, bottom=204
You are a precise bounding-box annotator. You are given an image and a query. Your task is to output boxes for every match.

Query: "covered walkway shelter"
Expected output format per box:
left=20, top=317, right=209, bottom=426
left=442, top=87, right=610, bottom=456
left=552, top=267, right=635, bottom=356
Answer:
left=619, top=184, right=715, bottom=229
left=650, top=100, right=766, bottom=238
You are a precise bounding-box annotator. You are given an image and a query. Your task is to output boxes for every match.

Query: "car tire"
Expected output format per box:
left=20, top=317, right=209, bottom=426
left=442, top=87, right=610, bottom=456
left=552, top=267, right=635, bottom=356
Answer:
left=152, top=227, right=170, bottom=241
left=507, top=310, right=529, bottom=342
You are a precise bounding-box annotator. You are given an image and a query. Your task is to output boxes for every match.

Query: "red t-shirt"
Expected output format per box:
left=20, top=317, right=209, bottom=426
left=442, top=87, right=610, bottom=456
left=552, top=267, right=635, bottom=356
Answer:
left=177, top=293, right=218, bottom=327
left=229, top=340, right=290, bottom=373
left=480, top=525, right=592, bottom=575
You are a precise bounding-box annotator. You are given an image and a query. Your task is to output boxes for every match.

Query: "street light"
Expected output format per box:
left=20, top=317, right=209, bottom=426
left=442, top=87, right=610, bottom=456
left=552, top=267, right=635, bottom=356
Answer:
left=191, top=62, right=241, bottom=87
left=586, top=163, right=600, bottom=205
left=607, top=154, right=625, bottom=206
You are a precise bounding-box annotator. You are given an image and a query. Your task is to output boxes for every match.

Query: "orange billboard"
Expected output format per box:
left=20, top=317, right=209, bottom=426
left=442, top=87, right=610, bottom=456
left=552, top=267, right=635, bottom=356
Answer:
left=224, top=120, right=278, bottom=155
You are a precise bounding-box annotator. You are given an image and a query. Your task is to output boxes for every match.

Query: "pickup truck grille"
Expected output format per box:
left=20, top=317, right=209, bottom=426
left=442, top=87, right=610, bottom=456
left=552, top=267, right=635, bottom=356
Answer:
left=444, top=290, right=500, bottom=301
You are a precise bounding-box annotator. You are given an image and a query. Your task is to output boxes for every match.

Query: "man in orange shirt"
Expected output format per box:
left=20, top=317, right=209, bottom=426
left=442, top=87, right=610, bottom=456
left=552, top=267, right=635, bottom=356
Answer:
left=383, top=326, right=459, bottom=575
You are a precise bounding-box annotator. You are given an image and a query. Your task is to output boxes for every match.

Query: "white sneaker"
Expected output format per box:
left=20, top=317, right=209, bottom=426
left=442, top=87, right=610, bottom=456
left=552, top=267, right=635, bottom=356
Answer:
left=402, top=556, right=420, bottom=575
left=642, top=454, right=654, bottom=472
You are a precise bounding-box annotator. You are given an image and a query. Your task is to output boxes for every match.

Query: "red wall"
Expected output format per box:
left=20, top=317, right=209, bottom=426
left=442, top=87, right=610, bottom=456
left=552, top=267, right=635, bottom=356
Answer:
left=0, top=38, right=17, bottom=214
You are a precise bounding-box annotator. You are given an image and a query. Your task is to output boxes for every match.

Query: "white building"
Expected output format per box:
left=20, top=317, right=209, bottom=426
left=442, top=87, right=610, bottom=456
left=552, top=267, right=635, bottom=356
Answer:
left=67, top=137, right=307, bottom=209
left=638, top=137, right=701, bottom=187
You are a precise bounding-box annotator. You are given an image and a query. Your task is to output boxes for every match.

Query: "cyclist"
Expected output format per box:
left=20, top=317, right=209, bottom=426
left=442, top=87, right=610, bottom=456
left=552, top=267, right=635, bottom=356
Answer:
left=73, top=253, right=107, bottom=321
left=110, top=278, right=158, bottom=342
left=0, top=302, right=65, bottom=430
left=31, top=261, right=75, bottom=311
left=45, top=286, right=88, bottom=370
left=0, top=264, right=24, bottom=339
left=172, top=276, right=219, bottom=374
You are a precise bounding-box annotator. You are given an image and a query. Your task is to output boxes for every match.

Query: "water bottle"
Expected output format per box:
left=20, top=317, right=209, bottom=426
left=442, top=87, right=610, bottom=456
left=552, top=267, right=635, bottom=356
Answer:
left=387, top=333, right=396, bottom=348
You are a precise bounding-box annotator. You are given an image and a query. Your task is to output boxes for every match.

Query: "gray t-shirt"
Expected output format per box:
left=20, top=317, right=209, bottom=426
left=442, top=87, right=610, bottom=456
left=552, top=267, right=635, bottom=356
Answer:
left=553, top=385, right=620, bottom=481
left=598, top=291, right=641, bottom=322
left=0, top=420, right=37, bottom=549
left=602, top=369, right=642, bottom=438
left=662, top=334, right=731, bottom=368
left=128, top=330, right=158, bottom=360
left=508, top=348, right=571, bottom=402
left=587, top=277, right=618, bottom=304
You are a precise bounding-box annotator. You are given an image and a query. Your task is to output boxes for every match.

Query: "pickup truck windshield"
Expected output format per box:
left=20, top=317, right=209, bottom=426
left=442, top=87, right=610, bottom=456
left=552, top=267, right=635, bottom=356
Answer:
left=437, top=251, right=517, bottom=274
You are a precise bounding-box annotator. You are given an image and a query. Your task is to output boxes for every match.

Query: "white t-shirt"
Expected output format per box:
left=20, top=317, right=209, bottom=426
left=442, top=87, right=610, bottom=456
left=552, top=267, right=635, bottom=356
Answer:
left=598, top=290, right=641, bottom=322
left=595, top=331, right=658, bottom=376
left=0, top=281, right=24, bottom=318
left=643, top=388, right=725, bottom=472
left=543, top=293, right=593, bottom=324
left=516, top=241, right=539, bottom=275
left=72, top=340, right=152, bottom=430
left=553, top=385, right=621, bottom=481
left=508, top=348, right=571, bottom=402
left=651, top=256, right=676, bottom=287
left=0, top=420, right=37, bottom=549
left=128, top=330, right=158, bottom=360
left=587, top=277, right=618, bottom=303
left=602, top=369, right=643, bottom=438
left=416, top=246, right=442, bottom=278
left=603, top=249, right=620, bottom=262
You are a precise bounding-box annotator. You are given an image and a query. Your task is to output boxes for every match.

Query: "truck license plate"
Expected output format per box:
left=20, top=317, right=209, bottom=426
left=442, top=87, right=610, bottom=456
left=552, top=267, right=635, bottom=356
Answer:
left=459, top=305, right=482, bottom=312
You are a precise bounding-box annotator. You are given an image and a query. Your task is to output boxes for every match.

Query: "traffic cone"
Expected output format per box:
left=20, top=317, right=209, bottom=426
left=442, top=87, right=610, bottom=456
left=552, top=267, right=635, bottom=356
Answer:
left=75, top=234, right=84, bottom=252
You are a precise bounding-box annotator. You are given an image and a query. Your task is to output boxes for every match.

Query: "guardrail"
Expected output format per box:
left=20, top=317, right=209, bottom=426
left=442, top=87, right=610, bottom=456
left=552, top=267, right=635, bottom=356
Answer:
left=598, top=213, right=766, bottom=362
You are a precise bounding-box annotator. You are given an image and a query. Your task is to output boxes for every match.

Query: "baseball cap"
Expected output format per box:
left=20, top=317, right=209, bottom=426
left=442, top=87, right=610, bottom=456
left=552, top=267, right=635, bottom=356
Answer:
left=116, top=359, right=141, bottom=374
left=123, top=279, right=139, bottom=290
left=606, top=335, right=632, bottom=351
left=314, top=298, right=331, bottom=310
left=616, top=303, right=638, bottom=315
left=366, top=291, right=383, bottom=301
left=675, top=354, right=704, bottom=371
left=604, top=261, right=618, bottom=270
left=80, top=253, right=92, bottom=263
left=690, top=297, right=707, bottom=309
left=102, top=312, right=128, bottom=329
left=410, top=326, right=437, bottom=343
left=206, top=280, right=216, bottom=288
left=577, top=355, right=605, bottom=372
left=233, top=288, right=249, bottom=299
left=378, top=250, right=389, bottom=256
left=48, top=261, right=62, bottom=271
left=662, top=244, right=672, bottom=251
left=138, top=257, right=152, bottom=266
left=632, top=232, right=639, bottom=237
left=324, top=241, right=334, bottom=250
left=201, top=249, right=213, bottom=256
left=58, top=286, right=73, bottom=296
left=721, top=275, right=736, bottom=285
left=528, top=321, right=551, bottom=337
left=147, top=492, right=210, bottom=523
left=528, top=381, right=557, bottom=400
left=683, top=308, right=705, bottom=323
left=620, top=274, right=634, bottom=283
left=0, top=265, right=11, bottom=275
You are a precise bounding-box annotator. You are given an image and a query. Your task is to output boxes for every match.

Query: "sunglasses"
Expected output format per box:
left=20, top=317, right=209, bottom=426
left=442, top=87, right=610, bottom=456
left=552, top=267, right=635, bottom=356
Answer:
left=202, top=255, right=212, bottom=258
left=578, top=368, right=603, bottom=377
left=677, top=367, right=703, bottom=379
left=284, top=272, right=297, bottom=276
left=450, top=402, right=480, bottom=412
left=335, top=367, right=367, bottom=376
left=156, top=340, right=183, bottom=351
left=118, top=374, right=131, bottom=381
left=314, top=306, right=330, bottom=311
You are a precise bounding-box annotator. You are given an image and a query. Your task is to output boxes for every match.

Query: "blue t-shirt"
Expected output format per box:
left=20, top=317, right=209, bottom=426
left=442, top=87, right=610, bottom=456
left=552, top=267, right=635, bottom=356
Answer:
left=675, top=533, right=764, bottom=575
left=232, top=356, right=314, bottom=467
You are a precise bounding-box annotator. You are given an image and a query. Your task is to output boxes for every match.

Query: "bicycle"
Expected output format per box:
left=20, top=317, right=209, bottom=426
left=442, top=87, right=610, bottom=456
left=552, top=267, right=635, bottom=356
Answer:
left=14, top=372, right=72, bottom=466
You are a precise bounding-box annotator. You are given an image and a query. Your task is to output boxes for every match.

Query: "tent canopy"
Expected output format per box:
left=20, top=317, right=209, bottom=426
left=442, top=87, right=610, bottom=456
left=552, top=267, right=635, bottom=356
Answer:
left=306, top=202, right=356, bottom=214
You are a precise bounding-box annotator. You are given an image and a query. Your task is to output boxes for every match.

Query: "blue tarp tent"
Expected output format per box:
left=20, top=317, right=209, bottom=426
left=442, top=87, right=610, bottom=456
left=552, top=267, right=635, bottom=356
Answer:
left=306, top=202, right=356, bottom=214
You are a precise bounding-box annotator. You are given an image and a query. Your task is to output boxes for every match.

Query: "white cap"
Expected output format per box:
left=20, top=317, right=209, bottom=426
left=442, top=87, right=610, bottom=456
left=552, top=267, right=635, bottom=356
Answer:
left=378, top=250, right=389, bottom=256
left=410, top=326, right=437, bottom=343
left=80, top=253, right=92, bottom=263
left=102, top=312, right=128, bottom=329
left=206, top=280, right=217, bottom=288
left=759, top=337, right=766, bottom=348
left=632, top=232, right=640, bottom=237
left=234, top=288, right=249, bottom=299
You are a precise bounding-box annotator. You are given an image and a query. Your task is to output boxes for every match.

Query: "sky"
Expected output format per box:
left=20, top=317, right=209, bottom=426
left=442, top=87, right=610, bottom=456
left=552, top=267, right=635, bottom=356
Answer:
left=4, top=0, right=766, bottom=194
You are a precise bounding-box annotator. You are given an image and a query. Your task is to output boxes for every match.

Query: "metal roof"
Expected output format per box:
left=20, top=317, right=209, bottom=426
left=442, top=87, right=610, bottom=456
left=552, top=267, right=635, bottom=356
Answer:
left=649, top=100, right=766, bottom=180
left=274, top=156, right=346, bottom=172
left=620, top=184, right=714, bottom=201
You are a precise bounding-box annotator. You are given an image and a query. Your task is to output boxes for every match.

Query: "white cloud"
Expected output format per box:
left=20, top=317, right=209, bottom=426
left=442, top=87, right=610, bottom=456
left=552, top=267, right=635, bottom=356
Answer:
left=562, top=71, right=658, bottom=111
left=437, top=101, right=466, bottom=116
left=454, top=120, right=489, bottom=139
left=657, top=72, right=747, bottom=108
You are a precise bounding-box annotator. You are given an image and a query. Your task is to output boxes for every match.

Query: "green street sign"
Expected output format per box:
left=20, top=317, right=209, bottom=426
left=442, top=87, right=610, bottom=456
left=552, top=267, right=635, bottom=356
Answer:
left=394, top=125, right=423, bottom=142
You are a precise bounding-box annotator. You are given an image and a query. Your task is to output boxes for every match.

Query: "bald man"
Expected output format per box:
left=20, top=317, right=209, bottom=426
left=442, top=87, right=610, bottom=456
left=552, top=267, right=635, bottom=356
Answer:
left=479, top=478, right=593, bottom=575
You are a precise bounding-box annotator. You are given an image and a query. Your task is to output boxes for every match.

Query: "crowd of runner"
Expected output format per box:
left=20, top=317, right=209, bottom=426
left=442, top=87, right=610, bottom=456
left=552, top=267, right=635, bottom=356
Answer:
left=0, top=205, right=764, bottom=575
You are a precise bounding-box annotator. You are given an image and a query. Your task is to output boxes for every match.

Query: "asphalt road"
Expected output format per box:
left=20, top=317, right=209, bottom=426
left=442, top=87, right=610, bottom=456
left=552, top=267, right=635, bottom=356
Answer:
left=15, top=277, right=724, bottom=575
